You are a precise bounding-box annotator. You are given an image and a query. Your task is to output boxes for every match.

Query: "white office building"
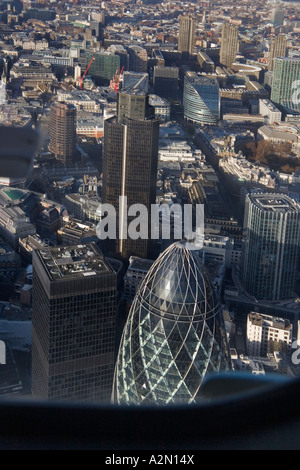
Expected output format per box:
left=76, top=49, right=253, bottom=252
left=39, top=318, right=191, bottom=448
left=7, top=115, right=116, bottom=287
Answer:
left=259, top=99, right=282, bottom=124
left=246, top=312, right=292, bottom=357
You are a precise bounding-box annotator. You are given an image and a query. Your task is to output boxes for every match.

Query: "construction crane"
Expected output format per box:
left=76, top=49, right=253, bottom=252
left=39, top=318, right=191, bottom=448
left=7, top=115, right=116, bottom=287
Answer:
left=110, top=66, right=124, bottom=93
left=78, top=56, right=95, bottom=89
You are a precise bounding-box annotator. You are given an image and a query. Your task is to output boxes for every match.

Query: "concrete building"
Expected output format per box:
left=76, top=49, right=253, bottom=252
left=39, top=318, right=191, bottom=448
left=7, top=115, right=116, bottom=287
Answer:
left=127, top=45, right=148, bottom=73
left=220, top=22, right=239, bottom=68
left=269, top=34, right=288, bottom=71
left=259, top=99, right=282, bottom=124
left=178, top=15, right=196, bottom=59
left=123, top=256, right=154, bottom=304
left=49, top=101, right=77, bottom=164
left=201, top=235, right=241, bottom=269
left=247, top=312, right=292, bottom=357
left=197, top=52, right=215, bottom=73
left=149, top=95, right=171, bottom=122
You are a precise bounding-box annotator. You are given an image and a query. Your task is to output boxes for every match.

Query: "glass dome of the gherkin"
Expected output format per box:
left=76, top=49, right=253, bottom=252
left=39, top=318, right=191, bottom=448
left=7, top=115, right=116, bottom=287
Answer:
left=140, top=240, right=217, bottom=322
left=113, top=241, right=232, bottom=406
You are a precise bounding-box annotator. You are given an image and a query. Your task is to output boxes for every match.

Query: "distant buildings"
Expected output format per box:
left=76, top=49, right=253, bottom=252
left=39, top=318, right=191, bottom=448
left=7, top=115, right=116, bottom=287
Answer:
left=271, top=58, right=300, bottom=109
left=31, top=243, right=117, bottom=402
left=271, top=7, right=285, bottom=27
left=220, top=22, right=239, bottom=68
left=183, top=73, right=220, bottom=125
left=242, top=193, right=300, bottom=301
left=178, top=15, right=196, bottom=59
left=113, top=241, right=232, bottom=405
left=49, top=101, right=77, bottom=164
left=10, top=59, right=55, bottom=89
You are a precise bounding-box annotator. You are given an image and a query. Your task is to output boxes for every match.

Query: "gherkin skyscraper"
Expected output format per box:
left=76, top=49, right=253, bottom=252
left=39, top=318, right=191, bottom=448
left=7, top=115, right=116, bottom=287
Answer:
left=113, top=241, right=232, bottom=405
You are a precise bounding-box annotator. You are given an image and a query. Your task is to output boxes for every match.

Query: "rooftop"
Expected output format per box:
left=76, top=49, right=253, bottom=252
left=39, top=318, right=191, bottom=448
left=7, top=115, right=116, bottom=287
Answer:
left=37, top=243, right=112, bottom=281
left=248, top=193, right=300, bottom=213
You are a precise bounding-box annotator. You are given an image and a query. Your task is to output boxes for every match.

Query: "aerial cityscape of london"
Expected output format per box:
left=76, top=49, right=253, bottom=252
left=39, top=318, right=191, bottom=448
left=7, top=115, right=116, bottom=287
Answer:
left=0, top=0, right=299, bottom=450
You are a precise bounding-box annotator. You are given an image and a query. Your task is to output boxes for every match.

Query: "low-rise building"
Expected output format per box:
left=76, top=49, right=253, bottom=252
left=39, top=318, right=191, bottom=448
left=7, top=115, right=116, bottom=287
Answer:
left=259, top=99, right=282, bottom=124
left=247, top=312, right=293, bottom=357
left=123, top=256, right=154, bottom=304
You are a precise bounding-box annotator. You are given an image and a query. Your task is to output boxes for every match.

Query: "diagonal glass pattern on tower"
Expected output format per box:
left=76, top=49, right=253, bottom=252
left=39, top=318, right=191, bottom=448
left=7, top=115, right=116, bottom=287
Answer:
left=113, top=241, right=232, bottom=405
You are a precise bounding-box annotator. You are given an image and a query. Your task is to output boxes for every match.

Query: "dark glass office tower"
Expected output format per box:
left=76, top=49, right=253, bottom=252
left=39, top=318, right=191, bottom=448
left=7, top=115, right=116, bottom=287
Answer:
left=113, top=241, right=232, bottom=405
left=153, top=66, right=179, bottom=100
left=102, top=115, right=159, bottom=260
left=49, top=101, right=77, bottom=164
left=242, top=193, right=300, bottom=301
left=117, top=89, right=149, bottom=122
left=183, top=73, right=220, bottom=125
left=31, top=243, right=117, bottom=402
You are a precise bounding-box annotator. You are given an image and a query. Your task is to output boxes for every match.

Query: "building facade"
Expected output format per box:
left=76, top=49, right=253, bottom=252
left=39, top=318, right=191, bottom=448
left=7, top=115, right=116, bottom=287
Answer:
left=268, top=34, right=288, bottom=71
left=178, top=15, right=196, bottom=59
left=31, top=243, right=117, bottom=402
left=183, top=73, right=220, bottom=125
left=86, top=51, right=120, bottom=85
left=259, top=99, right=282, bottom=124
left=270, top=58, right=300, bottom=109
left=247, top=312, right=292, bottom=357
left=242, top=193, right=300, bottom=301
left=102, top=114, right=159, bottom=260
left=153, top=66, right=179, bottom=101
left=271, top=7, right=285, bottom=27
left=127, top=45, right=148, bottom=73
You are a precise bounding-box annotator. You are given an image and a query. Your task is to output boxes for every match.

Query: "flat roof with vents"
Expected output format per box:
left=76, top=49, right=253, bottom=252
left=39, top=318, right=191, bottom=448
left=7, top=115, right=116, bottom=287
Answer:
left=38, top=243, right=111, bottom=281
